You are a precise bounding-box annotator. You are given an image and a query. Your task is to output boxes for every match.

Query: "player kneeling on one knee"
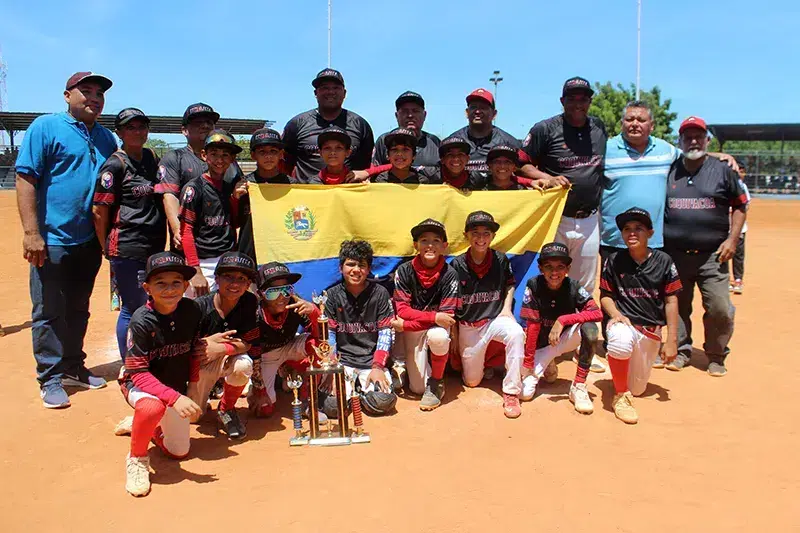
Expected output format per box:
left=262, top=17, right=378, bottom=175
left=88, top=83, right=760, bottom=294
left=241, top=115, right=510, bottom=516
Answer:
left=451, top=211, right=525, bottom=419
left=393, top=218, right=459, bottom=412
left=320, top=240, right=398, bottom=419
left=600, top=208, right=682, bottom=425
left=519, top=243, right=602, bottom=414
left=187, top=252, right=260, bottom=440
left=119, top=252, right=229, bottom=497
left=247, top=262, right=328, bottom=422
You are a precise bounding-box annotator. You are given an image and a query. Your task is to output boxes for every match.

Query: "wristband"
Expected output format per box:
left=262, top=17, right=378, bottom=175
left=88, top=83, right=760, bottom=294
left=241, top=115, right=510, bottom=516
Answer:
left=223, top=342, right=236, bottom=356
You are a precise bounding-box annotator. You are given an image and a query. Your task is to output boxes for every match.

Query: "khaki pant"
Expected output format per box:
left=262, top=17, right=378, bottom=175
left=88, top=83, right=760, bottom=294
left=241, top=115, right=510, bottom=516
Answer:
left=187, top=353, right=253, bottom=419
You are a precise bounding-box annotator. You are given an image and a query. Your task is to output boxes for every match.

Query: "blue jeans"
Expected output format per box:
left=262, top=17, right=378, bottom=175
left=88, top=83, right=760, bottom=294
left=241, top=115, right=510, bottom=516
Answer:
left=109, top=257, right=147, bottom=361
left=30, top=239, right=102, bottom=388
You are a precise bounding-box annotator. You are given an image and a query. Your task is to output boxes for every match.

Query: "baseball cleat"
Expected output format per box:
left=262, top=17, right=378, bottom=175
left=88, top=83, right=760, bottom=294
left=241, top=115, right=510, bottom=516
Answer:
left=420, top=378, right=444, bottom=411
left=502, top=393, right=522, bottom=419
left=732, top=280, right=743, bottom=295
left=125, top=454, right=152, bottom=497
left=391, top=364, right=408, bottom=394
left=572, top=355, right=606, bottom=373
left=520, top=373, right=538, bottom=401
left=483, top=367, right=496, bottom=381
left=217, top=409, right=246, bottom=439
left=114, top=415, right=134, bottom=436
left=543, top=360, right=558, bottom=384
left=612, top=392, right=638, bottom=424
left=569, top=383, right=593, bottom=414
left=666, top=354, right=690, bottom=371
left=707, top=361, right=728, bottom=377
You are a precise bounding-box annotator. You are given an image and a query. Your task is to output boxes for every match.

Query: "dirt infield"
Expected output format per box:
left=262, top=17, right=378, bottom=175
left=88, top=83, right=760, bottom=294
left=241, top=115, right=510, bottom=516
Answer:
left=0, top=192, right=796, bottom=532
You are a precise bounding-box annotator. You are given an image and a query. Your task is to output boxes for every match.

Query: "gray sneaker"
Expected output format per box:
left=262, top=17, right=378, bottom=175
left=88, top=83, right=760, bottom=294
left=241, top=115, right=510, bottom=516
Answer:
left=41, top=383, right=71, bottom=409
left=420, top=378, right=445, bottom=411
left=652, top=355, right=665, bottom=369
left=707, top=361, right=728, bottom=377
left=62, top=368, right=107, bottom=390
left=666, top=354, right=690, bottom=371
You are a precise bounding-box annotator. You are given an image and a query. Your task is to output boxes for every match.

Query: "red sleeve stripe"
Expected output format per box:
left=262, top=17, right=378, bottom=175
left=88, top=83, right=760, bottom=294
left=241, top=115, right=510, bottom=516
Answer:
left=93, top=192, right=115, bottom=204
left=730, top=194, right=748, bottom=207
left=179, top=208, right=196, bottom=223
left=377, top=317, right=393, bottom=329
left=125, top=355, right=150, bottom=371
left=600, top=278, right=613, bottom=291
left=582, top=300, right=600, bottom=312
left=665, top=280, right=683, bottom=295
left=242, top=327, right=260, bottom=342
left=440, top=296, right=459, bottom=313
left=519, top=308, right=540, bottom=321
left=156, top=183, right=180, bottom=195
left=393, top=289, right=411, bottom=303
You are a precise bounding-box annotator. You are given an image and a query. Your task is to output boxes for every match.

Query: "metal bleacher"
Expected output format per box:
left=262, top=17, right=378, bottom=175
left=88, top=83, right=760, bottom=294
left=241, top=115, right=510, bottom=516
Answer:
left=0, top=166, right=15, bottom=190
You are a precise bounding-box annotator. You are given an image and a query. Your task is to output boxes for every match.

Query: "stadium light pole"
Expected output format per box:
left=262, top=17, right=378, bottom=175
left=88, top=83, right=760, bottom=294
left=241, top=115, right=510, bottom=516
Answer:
left=636, top=0, right=641, bottom=99
left=489, top=70, right=504, bottom=106
left=328, top=0, right=332, bottom=67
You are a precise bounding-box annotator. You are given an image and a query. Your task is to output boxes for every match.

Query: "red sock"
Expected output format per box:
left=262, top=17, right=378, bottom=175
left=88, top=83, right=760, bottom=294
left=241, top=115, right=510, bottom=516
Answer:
left=573, top=366, right=589, bottom=385
left=220, top=382, right=246, bottom=411
left=131, top=397, right=166, bottom=457
left=607, top=356, right=630, bottom=394
left=430, top=352, right=448, bottom=380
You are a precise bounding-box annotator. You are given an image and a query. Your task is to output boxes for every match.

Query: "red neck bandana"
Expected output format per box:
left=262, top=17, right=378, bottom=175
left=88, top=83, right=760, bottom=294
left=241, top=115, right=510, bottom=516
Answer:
left=319, top=167, right=349, bottom=185
left=261, top=306, right=289, bottom=330
left=466, top=249, right=493, bottom=278
left=443, top=169, right=469, bottom=189
left=412, top=255, right=445, bottom=289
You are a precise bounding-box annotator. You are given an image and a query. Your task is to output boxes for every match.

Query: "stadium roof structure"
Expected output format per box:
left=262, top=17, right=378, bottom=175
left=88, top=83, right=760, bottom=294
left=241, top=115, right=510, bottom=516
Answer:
left=709, top=123, right=800, bottom=149
left=0, top=111, right=274, bottom=145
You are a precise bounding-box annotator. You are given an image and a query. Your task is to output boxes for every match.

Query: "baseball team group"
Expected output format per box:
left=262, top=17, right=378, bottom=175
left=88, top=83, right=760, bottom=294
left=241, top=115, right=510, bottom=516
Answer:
left=14, top=68, right=749, bottom=497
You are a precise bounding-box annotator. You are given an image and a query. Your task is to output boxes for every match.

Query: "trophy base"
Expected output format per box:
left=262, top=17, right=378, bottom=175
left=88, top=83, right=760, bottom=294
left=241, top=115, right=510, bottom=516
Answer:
left=309, top=436, right=352, bottom=446
left=350, top=432, right=371, bottom=444
left=289, top=435, right=310, bottom=446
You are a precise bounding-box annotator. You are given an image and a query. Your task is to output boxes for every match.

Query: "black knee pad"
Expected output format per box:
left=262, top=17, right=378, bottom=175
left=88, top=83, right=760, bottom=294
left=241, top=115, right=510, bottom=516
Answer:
left=360, top=390, right=398, bottom=416
left=580, top=322, right=599, bottom=343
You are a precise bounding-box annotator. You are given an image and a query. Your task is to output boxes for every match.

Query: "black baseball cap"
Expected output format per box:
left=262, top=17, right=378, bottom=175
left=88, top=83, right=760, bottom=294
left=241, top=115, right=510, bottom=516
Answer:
left=204, top=129, right=243, bottom=154
left=538, top=242, right=572, bottom=265
left=411, top=218, right=448, bottom=242
left=464, top=211, right=500, bottom=233
left=115, top=108, right=149, bottom=129
left=312, top=68, right=345, bottom=89
left=318, top=126, right=351, bottom=149
left=384, top=128, right=417, bottom=151
left=250, top=128, right=284, bottom=151
left=615, top=207, right=653, bottom=231
left=66, top=71, right=112, bottom=91
left=258, top=262, right=302, bottom=289
left=438, top=137, right=471, bottom=158
left=144, top=251, right=196, bottom=282
left=487, top=145, right=519, bottom=165
left=395, top=91, right=425, bottom=109
left=182, top=103, right=220, bottom=126
left=562, top=76, right=594, bottom=97
left=214, top=252, right=258, bottom=280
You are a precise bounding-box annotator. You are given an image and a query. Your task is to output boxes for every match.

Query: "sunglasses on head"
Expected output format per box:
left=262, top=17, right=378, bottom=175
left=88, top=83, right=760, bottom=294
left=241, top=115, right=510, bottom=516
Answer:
left=262, top=284, right=294, bottom=301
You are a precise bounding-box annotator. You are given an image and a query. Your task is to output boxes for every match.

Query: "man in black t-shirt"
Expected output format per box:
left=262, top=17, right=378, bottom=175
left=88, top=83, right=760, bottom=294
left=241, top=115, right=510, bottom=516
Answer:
left=322, top=240, right=398, bottom=418
left=372, top=91, right=441, bottom=174
left=282, top=69, right=375, bottom=183
left=600, top=208, right=682, bottom=424
left=663, top=117, right=747, bottom=376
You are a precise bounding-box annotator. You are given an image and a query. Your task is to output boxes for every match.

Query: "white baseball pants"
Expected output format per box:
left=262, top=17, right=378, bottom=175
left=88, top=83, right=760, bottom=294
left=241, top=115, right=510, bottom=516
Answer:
left=606, top=322, right=661, bottom=396
left=125, top=386, right=190, bottom=458
left=184, top=255, right=222, bottom=298
left=258, top=334, right=310, bottom=403
left=341, top=365, right=393, bottom=399
left=400, top=327, right=451, bottom=395
left=525, top=324, right=582, bottom=389
left=459, top=316, right=525, bottom=395
left=555, top=213, right=600, bottom=293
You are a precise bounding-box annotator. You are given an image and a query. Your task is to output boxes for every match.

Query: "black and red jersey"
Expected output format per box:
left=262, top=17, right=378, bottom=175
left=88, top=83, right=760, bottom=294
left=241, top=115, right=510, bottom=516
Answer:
left=237, top=171, right=292, bottom=262
left=326, top=281, right=394, bottom=369
left=600, top=248, right=682, bottom=327
left=157, top=146, right=242, bottom=196
left=447, top=125, right=521, bottom=178
left=282, top=108, right=374, bottom=183
left=418, top=166, right=487, bottom=190
left=258, top=304, right=316, bottom=353
left=483, top=179, right=526, bottom=191
left=372, top=130, right=441, bottom=174
left=371, top=169, right=432, bottom=184
left=178, top=175, right=237, bottom=259
left=520, top=276, right=597, bottom=349
left=393, top=260, right=460, bottom=329
left=522, top=114, right=607, bottom=216
left=451, top=250, right=515, bottom=326
left=664, top=157, right=749, bottom=252
left=123, top=298, right=202, bottom=395
left=195, top=291, right=261, bottom=358
left=93, top=149, right=166, bottom=261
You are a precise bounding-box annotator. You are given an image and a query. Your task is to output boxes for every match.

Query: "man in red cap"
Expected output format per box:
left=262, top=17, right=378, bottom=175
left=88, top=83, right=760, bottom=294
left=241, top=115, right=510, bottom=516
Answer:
left=663, top=116, right=748, bottom=377
left=15, top=71, right=118, bottom=408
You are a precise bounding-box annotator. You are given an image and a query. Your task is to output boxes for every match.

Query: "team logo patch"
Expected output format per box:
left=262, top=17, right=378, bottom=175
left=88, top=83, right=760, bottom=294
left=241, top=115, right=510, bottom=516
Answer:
left=284, top=205, right=318, bottom=241
left=523, top=287, right=532, bottom=304
left=522, top=132, right=531, bottom=147
left=578, top=286, right=591, bottom=300
left=183, top=186, right=195, bottom=203
left=157, top=165, right=167, bottom=182
left=101, top=171, right=113, bottom=190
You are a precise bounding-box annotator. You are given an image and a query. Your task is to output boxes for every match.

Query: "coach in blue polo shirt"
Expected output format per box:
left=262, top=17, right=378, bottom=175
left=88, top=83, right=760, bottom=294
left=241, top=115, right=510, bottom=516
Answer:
left=15, top=71, right=117, bottom=409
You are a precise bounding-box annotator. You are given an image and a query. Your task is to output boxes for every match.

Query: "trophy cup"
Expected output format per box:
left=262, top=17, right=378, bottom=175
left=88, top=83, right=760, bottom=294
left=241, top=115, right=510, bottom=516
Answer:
left=346, top=371, right=371, bottom=444
left=286, top=374, right=309, bottom=446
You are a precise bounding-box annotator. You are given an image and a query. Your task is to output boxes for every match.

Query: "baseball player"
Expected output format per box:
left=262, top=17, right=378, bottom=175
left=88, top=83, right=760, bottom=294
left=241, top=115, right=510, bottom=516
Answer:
left=179, top=130, right=247, bottom=297
left=311, top=126, right=354, bottom=184
left=237, top=128, right=292, bottom=263
left=393, top=219, right=459, bottom=411
left=450, top=211, right=526, bottom=418
left=247, top=262, right=327, bottom=421
left=421, top=137, right=487, bottom=190
left=372, top=128, right=433, bottom=184
left=730, top=163, right=751, bottom=295
left=282, top=69, right=375, bottom=183
left=119, top=252, right=204, bottom=497
left=320, top=240, right=398, bottom=418
left=92, top=108, right=165, bottom=360
left=372, top=91, right=441, bottom=173
left=600, top=208, right=682, bottom=424
left=483, top=145, right=526, bottom=190
left=519, top=243, right=602, bottom=413
left=158, top=103, right=242, bottom=249
left=187, top=252, right=260, bottom=439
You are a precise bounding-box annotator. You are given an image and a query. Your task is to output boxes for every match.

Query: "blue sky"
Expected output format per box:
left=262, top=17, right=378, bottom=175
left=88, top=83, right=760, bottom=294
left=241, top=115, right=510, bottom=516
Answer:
left=2, top=0, right=798, bottom=144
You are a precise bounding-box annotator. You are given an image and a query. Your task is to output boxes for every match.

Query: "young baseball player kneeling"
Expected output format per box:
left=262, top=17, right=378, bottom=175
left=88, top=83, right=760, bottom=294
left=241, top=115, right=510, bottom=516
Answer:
left=393, top=218, right=459, bottom=411
left=320, top=240, right=398, bottom=418
left=120, top=252, right=210, bottom=497
left=600, top=207, right=682, bottom=424
left=187, top=252, right=260, bottom=440
left=519, top=243, right=602, bottom=413
left=450, top=211, right=526, bottom=419
left=247, top=262, right=327, bottom=421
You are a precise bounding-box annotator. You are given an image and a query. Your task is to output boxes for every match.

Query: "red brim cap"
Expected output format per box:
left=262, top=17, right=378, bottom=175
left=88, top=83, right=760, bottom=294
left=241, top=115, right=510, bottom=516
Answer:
left=679, top=116, right=708, bottom=134
left=66, top=71, right=113, bottom=91
left=466, top=88, right=495, bottom=108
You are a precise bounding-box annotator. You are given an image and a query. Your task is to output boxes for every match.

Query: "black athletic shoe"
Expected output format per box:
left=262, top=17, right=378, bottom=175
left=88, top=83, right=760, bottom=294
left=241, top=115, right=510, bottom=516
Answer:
left=217, top=409, right=245, bottom=439
left=210, top=379, right=224, bottom=399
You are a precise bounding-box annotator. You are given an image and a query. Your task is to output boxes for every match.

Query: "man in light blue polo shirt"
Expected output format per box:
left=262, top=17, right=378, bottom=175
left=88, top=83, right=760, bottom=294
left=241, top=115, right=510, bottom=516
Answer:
left=15, top=71, right=117, bottom=409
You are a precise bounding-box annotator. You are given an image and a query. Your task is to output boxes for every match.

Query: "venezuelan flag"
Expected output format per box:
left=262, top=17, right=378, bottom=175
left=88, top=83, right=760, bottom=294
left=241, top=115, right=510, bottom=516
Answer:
left=249, top=184, right=568, bottom=318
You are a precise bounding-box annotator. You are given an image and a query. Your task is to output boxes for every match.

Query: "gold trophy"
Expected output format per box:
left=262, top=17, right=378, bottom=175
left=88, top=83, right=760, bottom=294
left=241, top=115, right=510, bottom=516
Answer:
left=346, top=370, right=371, bottom=444
left=286, top=374, right=308, bottom=446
